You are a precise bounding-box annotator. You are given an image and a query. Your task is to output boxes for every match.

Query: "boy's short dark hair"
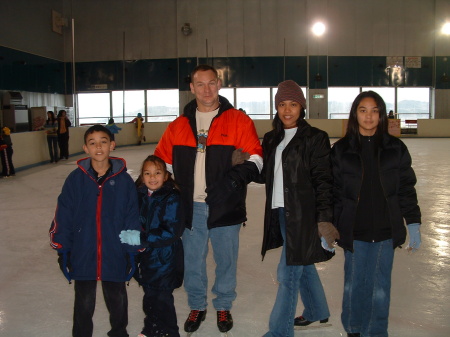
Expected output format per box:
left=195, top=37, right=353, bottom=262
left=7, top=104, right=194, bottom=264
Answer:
left=84, top=124, right=113, bottom=144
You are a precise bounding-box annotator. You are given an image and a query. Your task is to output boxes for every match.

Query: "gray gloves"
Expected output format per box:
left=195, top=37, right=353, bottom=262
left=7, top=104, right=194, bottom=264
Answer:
left=231, top=148, right=250, bottom=166
left=406, top=223, right=421, bottom=252
left=119, top=230, right=141, bottom=245
left=318, top=222, right=340, bottom=249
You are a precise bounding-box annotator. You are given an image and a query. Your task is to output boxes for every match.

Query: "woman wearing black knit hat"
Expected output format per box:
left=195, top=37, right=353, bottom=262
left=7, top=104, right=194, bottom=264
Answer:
left=257, top=80, right=338, bottom=337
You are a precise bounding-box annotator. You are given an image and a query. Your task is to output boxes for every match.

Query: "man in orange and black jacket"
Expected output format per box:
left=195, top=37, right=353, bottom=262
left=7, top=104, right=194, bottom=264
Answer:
left=154, top=64, right=262, bottom=335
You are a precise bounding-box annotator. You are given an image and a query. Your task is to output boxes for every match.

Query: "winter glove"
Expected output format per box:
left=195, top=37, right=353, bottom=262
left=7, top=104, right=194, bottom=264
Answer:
left=406, top=223, right=421, bottom=252
left=318, top=222, right=340, bottom=249
left=231, top=148, right=250, bottom=166
left=57, top=251, right=73, bottom=283
left=320, top=236, right=335, bottom=253
left=119, top=230, right=141, bottom=245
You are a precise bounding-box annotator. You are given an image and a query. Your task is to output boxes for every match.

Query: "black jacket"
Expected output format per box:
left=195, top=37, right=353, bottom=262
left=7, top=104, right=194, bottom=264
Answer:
left=330, top=133, right=421, bottom=251
left=259, top=119, right=334, bottom=265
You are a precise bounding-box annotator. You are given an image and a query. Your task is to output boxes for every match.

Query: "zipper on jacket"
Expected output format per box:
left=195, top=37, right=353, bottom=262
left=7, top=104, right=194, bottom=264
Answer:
left=377, top=148, right=393, bottom=240
left=96, top=185, right=103, bottom=280
left=351, top=153, right=364, bottom=251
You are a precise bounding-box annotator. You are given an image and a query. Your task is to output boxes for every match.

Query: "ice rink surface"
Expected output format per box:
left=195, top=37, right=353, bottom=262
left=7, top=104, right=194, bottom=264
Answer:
left=0, top=138, right=449, bottom=337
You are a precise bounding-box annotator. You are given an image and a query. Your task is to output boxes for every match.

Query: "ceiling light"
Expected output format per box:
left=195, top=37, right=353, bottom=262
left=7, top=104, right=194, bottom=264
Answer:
left=312, top=22, right=326, bottom=36
left=441, top=22, right=450, bottom=35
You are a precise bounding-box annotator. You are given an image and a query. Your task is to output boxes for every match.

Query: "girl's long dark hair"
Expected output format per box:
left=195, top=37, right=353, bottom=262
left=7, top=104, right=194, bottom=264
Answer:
left=47, top=111, right=56, bottom=124
left=345, top=90, right=388, bottom=140
left=271, top=107, right=306, bottom=143
left=135, top=155, right=178, bottom=189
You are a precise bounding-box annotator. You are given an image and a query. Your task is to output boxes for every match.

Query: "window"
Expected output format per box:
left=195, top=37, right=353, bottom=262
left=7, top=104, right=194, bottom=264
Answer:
left=328, top=87, right=360, bottom=119
left=397, top=88, right=430, bottom=122
left=236, top=88, right=271, bottom=120
left=77, top=93, right=111, bottom=125
left=147, top=89, right=179, bottom=122
left=112, top=90, right=145, bottom=122
left=220, top=88, right=235, bottom=106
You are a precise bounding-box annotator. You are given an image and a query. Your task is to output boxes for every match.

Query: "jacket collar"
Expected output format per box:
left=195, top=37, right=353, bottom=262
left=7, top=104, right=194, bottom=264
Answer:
left=183, top=95, right=234, bottom=119
left=77, top=157, right=126, bottom=179
left=347, top=132, right=390, bottom=151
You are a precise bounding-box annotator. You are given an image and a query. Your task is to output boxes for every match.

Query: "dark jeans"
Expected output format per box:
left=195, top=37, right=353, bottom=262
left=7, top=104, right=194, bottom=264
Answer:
left=73, top=280, right=129, bottom=337
left=1, top=146, right=15, bottom=176
left=142, top=287, right=180, bottom=337
left=47, top=136, right=59, bottom=162
left=342, top=239, right=394, bottom=337
left=58, top=132, right=69, bottom=159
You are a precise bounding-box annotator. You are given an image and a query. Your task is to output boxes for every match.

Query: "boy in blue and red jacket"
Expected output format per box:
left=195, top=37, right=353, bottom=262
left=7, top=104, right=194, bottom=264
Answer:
left=49, top=124, right=141, bottom=337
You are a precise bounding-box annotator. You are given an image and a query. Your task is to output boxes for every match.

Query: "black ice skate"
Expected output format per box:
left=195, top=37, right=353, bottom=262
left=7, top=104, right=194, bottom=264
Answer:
left=184, top=309, right=207, bottom=333
left=294, top=315, right=331, bottom=330
left=217, top=310, right=233, bottom=333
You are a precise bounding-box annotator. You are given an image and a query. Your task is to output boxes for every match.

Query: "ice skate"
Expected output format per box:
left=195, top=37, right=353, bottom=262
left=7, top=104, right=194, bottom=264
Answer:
left=184, top=309, right=206, bottom=335
left=217, top=310, right=233, bottom=334
left=294, top=316, right=331, bottom=330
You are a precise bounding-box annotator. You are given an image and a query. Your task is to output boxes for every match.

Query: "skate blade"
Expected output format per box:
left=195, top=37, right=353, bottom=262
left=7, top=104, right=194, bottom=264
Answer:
left=186, top=332, right=232, bottom=336
left=220, top=332, right=233, bottom=337
left=294, top=323, right=332, bottom=330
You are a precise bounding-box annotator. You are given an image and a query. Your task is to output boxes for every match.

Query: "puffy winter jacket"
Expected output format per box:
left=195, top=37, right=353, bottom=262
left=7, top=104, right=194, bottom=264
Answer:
left=135, top=181, right=184, bottom=290
left=49, top=157, right=141, bottom=282
left=330, top=133, right=421, bottom=251
left=154, top=95, right=262, bottom=229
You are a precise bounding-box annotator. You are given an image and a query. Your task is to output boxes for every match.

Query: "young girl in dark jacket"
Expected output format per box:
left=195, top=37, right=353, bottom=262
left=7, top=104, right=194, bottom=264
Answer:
left=331, top=91, right=421, bottom=337
left=120, top=155, right=184, bottom=337
left=258, top=80, right=339, bottom=337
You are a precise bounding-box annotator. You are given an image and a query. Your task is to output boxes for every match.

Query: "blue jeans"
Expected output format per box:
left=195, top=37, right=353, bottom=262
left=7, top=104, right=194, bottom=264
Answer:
left=264, top=208, right=330, bottom=337
left=342, top=239, right=394, bottom=337
left=47, top=136, right=58, bottom=162
left=182, top=202, right=241, bottom=311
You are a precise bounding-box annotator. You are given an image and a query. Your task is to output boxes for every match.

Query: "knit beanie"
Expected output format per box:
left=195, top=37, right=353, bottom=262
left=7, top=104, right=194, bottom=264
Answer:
left=275, top=80, right=307, bottom=109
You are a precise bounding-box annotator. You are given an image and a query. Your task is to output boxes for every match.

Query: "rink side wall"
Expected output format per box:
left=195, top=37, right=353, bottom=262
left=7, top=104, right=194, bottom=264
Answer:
left=9, top=119, right=450, bottom=171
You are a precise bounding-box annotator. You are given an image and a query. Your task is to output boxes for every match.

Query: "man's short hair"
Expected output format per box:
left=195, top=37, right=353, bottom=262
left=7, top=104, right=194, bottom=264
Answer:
left=190, top=64, right=218, bottom=82
left=84, top=124, right=113, bottom=144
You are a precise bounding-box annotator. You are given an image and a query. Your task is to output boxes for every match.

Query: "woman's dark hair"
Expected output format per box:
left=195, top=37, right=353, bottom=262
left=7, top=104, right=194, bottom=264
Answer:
left=345, top=90, right=388, bottom=138
left=57, top=109, right=67, bottom=118
left=47, top=111, right=56, bottom=123
left=108, top=118, right=114, bottom=124
left=271, top=106, right=306, bottom=142
left=135, top=155, right=177, bottom=189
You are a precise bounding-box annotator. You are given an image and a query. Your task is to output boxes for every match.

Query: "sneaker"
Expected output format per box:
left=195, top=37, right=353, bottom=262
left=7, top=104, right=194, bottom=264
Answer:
left=184, top=309, right=207, bottom=333
left=294, top=315, right=329, bottom=326
left=217, top=310, right=233, bottom=333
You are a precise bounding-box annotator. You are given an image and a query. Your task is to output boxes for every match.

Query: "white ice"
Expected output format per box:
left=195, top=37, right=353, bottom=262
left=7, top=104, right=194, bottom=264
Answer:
left=0, top=139, right=449, bottom=337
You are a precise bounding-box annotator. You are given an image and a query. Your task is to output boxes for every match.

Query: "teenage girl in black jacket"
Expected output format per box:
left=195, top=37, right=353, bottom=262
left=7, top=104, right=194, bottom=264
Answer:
left=331, top=91, right=421, bottom=337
